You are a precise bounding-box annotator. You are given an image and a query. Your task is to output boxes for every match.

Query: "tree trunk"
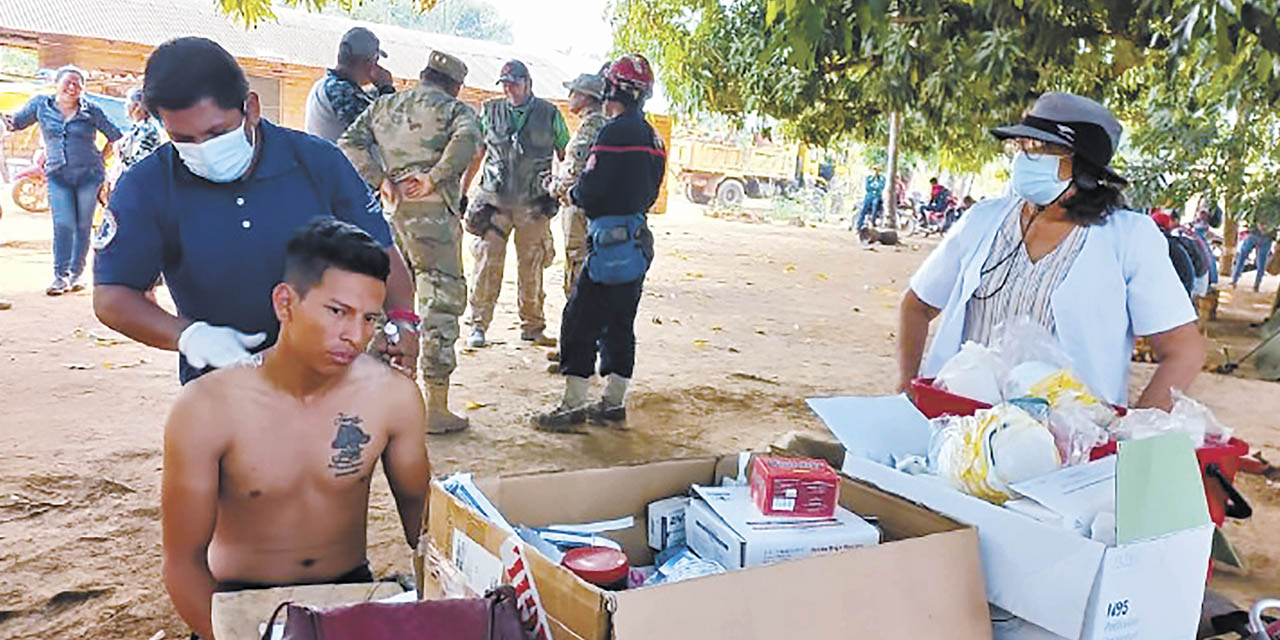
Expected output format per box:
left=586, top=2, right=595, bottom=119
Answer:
left=885, top=111, right=901, bottom=229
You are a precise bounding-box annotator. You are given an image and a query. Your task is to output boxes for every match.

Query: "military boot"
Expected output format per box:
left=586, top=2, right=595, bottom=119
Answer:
left=426, top=381, right=469, bottom=435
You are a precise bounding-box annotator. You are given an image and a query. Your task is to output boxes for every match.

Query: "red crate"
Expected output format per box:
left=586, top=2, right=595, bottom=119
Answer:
left=1089, top=437, right=1251, bottom=528
left=908, top=377, right=992, bottom=419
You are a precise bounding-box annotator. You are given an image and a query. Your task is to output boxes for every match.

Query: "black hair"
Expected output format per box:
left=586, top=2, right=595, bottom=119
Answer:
left=929, top=177, right=938, bottom=184
left=1057, top=157, right=1128, bottom=226
left=420, top=68, right=461, bottom=95
left=144, top=37, right=249, bottom=114
left=284, top=218, right=390, bottom=297
left=606, top=84, right=641, bottom=109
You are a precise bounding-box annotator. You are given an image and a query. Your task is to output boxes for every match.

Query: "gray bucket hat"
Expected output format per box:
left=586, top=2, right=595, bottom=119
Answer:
left=563, top=73, right=605, bottom=100
left=992, top=92, right=1126, bottom=185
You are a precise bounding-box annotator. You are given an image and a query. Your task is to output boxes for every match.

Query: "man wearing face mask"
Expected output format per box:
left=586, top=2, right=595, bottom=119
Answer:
left=93, top=37, right=418, bottom=384
left=897, top=93, right=1205, bottom=410
left=304, top=27, right=395, bottom=143
left=463, top=59, right=570, bottom=349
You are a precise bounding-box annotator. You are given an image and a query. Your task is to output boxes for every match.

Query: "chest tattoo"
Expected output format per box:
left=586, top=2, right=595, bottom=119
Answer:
left=328, top=414, right=371, bottom=477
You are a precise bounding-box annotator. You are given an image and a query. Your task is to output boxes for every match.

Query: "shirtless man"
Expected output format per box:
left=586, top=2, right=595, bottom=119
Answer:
left=161, top=219, right=430, bottom=639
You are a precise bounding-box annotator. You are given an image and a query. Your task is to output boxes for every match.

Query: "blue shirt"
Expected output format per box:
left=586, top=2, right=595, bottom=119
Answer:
left=94, top=120, right=394, bottom=383
left=11, top=95, right=122, bottom=182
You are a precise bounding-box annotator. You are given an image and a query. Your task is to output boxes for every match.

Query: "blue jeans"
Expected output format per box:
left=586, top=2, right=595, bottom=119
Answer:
left=855, top=197, right=882, bottom=229
left=46, top=171, right=102, bottom=280
left=1233, top=232, right=1273, bottom=289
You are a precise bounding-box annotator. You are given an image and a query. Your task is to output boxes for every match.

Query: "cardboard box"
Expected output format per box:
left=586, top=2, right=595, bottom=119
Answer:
left=749, top=455, right=841, bottom=517
left=646, top=495, right=688, bottom=550
left=686, top=485, right=879, bottom=568
left=418, top=455, right=992, bottom=640
left=810, top=394, right=1214, bottom=640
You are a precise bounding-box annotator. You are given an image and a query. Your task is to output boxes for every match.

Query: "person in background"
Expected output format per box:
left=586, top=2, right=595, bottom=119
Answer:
left=339, top=50, right=481, bottom=435
left=1152, top=211, right=1197, bottom=297
left=534, top=55, right=665, bottom=431
left=549, top=72, right=608, bottom=298
left=118, top=88, right=165, bottom=168
left=898, top=92, right=1204, bottom=411
left=1190, top=205, right=1220, bottom=286
left=3, top=65, right=122, bottom=296
left=853, top=166, right=885, bottom=231
left=93, top=37, right=417, bottom=384
left=464, top=59, right=569, bottom=349
left=305, top=27, right=395, bottom=143
left=1232, top=220, right=1275, bottom=292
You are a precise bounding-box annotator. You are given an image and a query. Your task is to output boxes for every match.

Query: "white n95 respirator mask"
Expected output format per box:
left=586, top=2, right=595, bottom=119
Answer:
left=1010, top=151, right=1070, bottom=206
left=173, top=124, right=254, bottom=183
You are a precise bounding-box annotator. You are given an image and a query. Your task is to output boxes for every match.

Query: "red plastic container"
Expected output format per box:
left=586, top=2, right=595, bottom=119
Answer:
left=909, top=377, right=992, bottom=419
left=749, top=455, right=840, bottom=518
left=562, top=546, right=629, bottom=591
left=908, top=377, right=1251, bottom=527
left=1089, top=437, right=1252, bottom=527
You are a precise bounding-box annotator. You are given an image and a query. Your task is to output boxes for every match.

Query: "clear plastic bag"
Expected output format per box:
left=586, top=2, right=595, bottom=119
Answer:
left=1113, top=389, right=1231, bottom=448
left=1047, top=400, right=1111, bottom=465
left=928, top=405, right=1061, bottom=504
left=935, top=341, right=1006, bottom=405
left=991, top=316, right=1075, bottom=373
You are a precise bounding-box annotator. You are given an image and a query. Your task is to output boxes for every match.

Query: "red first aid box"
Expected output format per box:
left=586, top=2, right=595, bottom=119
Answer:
left=750, top=455, right=840, bottom=518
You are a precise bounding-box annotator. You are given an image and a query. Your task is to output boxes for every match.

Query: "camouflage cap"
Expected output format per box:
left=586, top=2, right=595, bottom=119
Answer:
left=562, top=73, right=605, bottom=100
left=424, top=50, right=468, bottom=85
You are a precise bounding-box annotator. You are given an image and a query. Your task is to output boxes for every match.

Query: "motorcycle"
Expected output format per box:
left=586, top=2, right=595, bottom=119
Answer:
left=9, top=148, right=112, bottom=213
left=907, top=192, right=959, bottom=237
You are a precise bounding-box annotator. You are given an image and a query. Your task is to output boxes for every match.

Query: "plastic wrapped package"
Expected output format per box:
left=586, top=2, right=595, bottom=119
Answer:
left=935, top=341, right=1006, bottom=405
left=1112, top=390, right=1231, bottom=448
left=1170, top=389, right=1232, bottom=446
left=991, top=317, right=1075, bottom=373
left=929, top=405, right=1062, bottom=504
left=1047, top=401, right=1111, bottom=466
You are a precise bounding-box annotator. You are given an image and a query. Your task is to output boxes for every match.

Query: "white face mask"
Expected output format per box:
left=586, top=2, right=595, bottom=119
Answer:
left=1010, top=151, right=1070, bottom=206
left=173, top=122, right=254, bottom=182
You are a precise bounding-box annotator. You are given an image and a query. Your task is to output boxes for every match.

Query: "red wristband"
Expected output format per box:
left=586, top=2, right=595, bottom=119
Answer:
left=387, top=309, right=421, bottom=323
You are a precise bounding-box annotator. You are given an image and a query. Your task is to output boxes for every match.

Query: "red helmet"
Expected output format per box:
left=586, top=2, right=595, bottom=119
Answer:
left=605, top=54, right=654, bottom=101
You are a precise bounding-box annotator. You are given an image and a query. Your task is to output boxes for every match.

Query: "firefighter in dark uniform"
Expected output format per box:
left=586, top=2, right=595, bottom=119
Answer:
left=534, top=55, right=665, bottom=431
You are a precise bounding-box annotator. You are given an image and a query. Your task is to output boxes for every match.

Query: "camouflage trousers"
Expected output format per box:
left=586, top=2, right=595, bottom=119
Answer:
left=389, top=198, right=466, bottom=383
left=467, top=205, right=554, bottom=333
left=561, top=204, right=588, bottom=298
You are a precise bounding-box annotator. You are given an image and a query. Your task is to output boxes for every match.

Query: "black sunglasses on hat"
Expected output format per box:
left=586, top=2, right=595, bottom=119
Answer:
left=991, top=92, right=1127, bottom=186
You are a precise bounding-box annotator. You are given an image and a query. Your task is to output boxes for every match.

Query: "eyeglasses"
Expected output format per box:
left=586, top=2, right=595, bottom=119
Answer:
left=1003, top=138, right=1073, bottom=160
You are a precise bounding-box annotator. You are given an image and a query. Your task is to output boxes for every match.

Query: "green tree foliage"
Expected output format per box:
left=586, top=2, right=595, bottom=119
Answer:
left=610, top=0, right=1280, bottom=179
left=217, top=0, right=436, bottom=26
left=326, top=0, right=514, bottom=44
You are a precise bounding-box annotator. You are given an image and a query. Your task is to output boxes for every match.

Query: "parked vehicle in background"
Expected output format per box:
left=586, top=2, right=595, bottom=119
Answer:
left=672, top=135, right=799, bottom=207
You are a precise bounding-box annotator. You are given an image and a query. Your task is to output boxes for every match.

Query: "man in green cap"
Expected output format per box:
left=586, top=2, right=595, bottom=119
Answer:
left=464, top=59, right=570, bottom=349
left=550, top=72, right=608, bottom=297
left=339, top=50, right=481, bottom=434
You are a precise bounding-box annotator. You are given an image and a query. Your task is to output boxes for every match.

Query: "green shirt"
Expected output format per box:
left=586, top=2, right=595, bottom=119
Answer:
left=480, top=99, right=570, bottom=151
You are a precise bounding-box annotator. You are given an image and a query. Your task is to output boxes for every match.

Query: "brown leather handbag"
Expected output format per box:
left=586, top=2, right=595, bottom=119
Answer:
left=260, top=586, right=531, bottom=640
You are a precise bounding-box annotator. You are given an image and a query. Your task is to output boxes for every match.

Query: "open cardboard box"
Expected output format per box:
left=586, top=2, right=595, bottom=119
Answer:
left=808, top=395, right=1215, bottom=640
left=416, top=455, right=992, bottom=640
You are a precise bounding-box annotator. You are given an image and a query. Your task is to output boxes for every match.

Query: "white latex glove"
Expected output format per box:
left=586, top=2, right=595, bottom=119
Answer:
left=178, top=321, right=267, bottom=370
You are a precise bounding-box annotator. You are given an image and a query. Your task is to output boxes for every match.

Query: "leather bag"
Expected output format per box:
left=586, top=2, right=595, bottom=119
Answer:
left=260, top=586, right=530, bottom=640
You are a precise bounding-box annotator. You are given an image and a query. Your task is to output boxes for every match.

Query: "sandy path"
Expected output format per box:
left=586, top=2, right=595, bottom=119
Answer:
left=1, top=195, right=1277, bottom=638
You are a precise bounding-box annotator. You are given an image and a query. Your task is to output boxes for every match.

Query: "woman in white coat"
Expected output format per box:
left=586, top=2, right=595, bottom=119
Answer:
left=897, top=93, right=1204, bottom=410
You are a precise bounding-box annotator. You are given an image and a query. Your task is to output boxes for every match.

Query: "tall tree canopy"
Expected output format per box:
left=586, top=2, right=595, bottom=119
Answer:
left=325, top=0, right=513, bottom=43
left=610, top=0, right=1280, bottom=182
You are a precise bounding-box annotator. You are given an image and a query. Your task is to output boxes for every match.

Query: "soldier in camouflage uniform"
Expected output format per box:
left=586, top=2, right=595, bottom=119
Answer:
left=549, top=73, right=607, bottom=297
left=339, top=50, right=480, bottom=434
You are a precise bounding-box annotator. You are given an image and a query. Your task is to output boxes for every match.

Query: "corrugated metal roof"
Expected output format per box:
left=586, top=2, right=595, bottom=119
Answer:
left=0, top=0, right=589, bottom=99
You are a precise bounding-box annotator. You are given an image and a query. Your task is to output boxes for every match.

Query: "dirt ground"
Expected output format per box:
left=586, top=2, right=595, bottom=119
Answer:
left=1, top=191, right=1278, bottom=639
